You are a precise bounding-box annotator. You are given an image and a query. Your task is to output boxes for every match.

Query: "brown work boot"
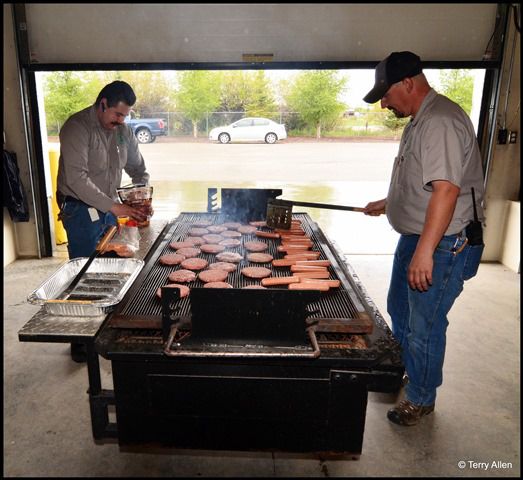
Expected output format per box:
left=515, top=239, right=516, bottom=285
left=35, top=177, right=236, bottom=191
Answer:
left=387, top=399, right=434, bottom=426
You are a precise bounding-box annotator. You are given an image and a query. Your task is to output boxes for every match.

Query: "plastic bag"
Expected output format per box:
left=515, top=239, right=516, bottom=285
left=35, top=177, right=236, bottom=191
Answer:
left=104, top=222, right=140, bottom=257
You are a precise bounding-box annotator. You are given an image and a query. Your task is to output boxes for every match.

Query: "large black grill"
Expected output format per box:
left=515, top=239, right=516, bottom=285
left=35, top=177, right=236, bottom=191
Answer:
left=95, top=207, right=403, bottom=455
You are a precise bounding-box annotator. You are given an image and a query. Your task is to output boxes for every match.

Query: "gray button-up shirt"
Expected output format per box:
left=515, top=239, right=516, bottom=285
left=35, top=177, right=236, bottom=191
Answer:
left=57, top=105, right=150, bottom=212
left=386, top=89, right=485, bottom=236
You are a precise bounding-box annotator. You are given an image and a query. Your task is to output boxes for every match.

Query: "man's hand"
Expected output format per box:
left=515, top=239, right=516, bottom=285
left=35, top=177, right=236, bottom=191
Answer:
left=363, top=199, right=387, bottom=216
left=408, top=180, right=460, bottom=291
left=110, top=203, right=148, bottom=222
left=408, top=249, right=433, bottom=291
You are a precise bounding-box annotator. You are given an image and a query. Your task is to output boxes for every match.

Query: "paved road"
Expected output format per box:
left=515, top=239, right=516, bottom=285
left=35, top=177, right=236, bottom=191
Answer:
left=139, top=140, right=399, bottom=182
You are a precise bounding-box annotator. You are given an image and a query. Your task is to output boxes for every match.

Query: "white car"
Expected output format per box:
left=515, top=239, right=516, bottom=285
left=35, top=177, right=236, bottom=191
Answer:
left=209, top=117, right=287, bottom=144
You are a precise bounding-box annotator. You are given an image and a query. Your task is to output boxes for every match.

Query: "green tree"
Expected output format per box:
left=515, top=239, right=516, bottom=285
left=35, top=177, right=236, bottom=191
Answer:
left=118, top=71, right=176, bottom=116
left=382, top=111, right=410, bottom=139
left=244, top=71, right=277, bottom=118
left=218, top=71, right=252, bottom=112
left=42, top=71, right=177, bottom=135
left=43, top=72, right=95, bottom=134
left=217, top=71, right=277, bottom=119
left=285, top=71, right=347, bottom=138
left=175, top=71, right=221, bottom=137
left=438, top=69, right=474, bottom=115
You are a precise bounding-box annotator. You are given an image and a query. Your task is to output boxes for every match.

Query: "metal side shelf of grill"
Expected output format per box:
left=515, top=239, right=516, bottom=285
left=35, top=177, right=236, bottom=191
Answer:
left=17, top=219, right=170, bottom=442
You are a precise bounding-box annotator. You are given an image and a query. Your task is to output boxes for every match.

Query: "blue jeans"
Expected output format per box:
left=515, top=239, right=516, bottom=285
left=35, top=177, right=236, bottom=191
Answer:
left=59, top=198, right=117, bottom=259
left=387, top=233, right=484, bottom=406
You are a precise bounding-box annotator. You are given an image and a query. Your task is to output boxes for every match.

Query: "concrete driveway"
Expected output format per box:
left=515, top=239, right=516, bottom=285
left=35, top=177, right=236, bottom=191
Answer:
left=138, top=138, right=399, bottom=182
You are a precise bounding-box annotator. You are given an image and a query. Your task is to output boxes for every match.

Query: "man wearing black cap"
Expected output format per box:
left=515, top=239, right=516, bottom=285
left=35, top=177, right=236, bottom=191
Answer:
left=363, top=52, right=485, bottom=426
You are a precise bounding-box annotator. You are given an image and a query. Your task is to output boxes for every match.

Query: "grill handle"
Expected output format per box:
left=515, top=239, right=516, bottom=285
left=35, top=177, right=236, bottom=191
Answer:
left=163, top=325, right=321, bottom=358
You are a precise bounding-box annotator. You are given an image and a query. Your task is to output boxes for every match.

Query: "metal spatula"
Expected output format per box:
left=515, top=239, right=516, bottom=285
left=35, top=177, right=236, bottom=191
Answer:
left=57, top=225, right=118, bottom=301
left=266, top=199, right=365, bottom=229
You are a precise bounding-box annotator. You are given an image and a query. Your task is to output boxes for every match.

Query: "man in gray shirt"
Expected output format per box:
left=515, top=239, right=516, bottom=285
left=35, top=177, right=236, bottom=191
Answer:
left=57, top=80, right=152, bottom=361
left=363, top=52, right=485, bottom=426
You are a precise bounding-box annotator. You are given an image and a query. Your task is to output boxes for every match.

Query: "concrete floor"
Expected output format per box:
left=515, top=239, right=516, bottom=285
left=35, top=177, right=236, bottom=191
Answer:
left=3, top=254, right=520, bottom=477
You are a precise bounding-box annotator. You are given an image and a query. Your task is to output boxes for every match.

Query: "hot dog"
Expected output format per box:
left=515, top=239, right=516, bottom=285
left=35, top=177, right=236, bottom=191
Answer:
left=301, top=279, right=341, bottom=288
left=289, top=282, right=330, bottom=292
left=295, top=260, right=331, bottom=267
left=276, top=229, right=306, bottom=236
left=292, top=271, right=330, bottom=279
left=272, top=259, right=300, bottom=267
left=277, top=245, right=311, bottom=253
left=261, top=276, right=301, bottom=286
left=284, top=252, right=321, bottom=259
left=290, top=264, right=328, bottom=273
left=281, top=239, right=313, bottom=247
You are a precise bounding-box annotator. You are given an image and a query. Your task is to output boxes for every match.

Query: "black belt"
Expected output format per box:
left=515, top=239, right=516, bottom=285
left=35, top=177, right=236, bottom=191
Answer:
left=56, top=192, right=85, bottom=206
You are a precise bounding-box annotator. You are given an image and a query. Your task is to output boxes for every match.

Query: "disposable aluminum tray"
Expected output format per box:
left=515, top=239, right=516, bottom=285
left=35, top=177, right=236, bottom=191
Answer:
left=27, top=257, right=144, bottom=317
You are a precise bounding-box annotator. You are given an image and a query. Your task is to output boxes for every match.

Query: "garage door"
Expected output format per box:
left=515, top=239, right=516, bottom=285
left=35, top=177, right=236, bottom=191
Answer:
left=23, top=4, right=498, bottom=64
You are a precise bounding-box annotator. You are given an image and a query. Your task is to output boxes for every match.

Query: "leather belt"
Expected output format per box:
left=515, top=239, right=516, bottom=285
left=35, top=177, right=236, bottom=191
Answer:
left=56, top=192, right=84, bottom=206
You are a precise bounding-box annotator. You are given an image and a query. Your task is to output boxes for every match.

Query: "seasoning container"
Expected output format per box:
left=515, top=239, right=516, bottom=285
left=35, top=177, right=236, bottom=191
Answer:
left=116, top=185, right=153, bottom=228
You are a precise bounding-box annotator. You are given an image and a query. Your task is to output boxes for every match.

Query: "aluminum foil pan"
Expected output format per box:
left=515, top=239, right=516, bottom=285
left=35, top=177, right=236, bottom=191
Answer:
left=27, top=257, right=144, bottom=316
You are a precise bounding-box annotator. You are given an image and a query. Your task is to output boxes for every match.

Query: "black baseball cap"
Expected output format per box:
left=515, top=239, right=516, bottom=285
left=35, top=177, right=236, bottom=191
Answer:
left=363, top=51, right=422, bottom=104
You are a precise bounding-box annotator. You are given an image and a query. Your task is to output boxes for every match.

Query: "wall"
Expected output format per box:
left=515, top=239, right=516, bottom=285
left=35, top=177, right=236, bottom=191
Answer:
left=3, top=3, right=40, bottom=264
left=3, top=210, right=16, bottom=266
left=500, top=201, right=520, bottom=273
left=482, top=8, right=520, bottom=271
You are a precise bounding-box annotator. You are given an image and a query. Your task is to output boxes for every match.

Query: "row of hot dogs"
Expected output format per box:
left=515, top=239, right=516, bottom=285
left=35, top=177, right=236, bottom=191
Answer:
left=257, top=220, right=340, bottom=292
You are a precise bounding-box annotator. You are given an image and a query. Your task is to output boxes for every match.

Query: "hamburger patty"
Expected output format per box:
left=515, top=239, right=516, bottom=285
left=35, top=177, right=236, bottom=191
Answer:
left=241, top=266, right=272, bottom=279
left=180, top=257, right=209, bottom=271
left=207, top=225, right=228, bottom=233
left=192, top=220, right=213, bottom=227
left=221, top=230, right=242, bottom=238
left=246, top=252, right=274, bottom=263
left=185, top=236, right=206, bottom=245
left=202, top=234, right=224, bottom=243
left=188, top=227, right=210, bottom=236
left=219, top=238, right=241, bottom=248
left=175, top=247, right=201, bottom=258
left=237, top=225, right=258, bottom=235
left=168, top=269, right=197, bottom=283
left=159, top=253, right=186, bottom=265
left=200, top=243, right=226, bottom=254
left=244, top=241, right=268, bottom=252
left=221, top=222, right=242, bottom=230
left=208, top=261, right=237, bottom=272
left=198, top=269, right=229, bottom=283
left=216, top=252, right=243, bottom=263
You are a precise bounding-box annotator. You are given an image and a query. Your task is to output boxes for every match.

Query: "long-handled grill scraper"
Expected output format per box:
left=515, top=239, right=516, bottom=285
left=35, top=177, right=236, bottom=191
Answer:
left=266, top=198, right=367, bottom=229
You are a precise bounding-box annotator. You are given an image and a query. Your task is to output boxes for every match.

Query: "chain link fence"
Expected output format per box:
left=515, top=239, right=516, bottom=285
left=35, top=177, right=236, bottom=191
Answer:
left=46, top=110, right=403, bottom=139
left=147, top=110, right=403, bottom=139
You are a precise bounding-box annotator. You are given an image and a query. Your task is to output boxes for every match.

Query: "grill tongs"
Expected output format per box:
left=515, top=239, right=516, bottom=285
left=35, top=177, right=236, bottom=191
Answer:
left=266, top=198, right=365, bottom=229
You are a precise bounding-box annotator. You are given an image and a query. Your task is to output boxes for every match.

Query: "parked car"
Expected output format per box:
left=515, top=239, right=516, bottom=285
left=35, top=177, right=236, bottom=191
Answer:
left=124, top=115, right=167, bottom=143
left=209, top=117, right=287, bottom=144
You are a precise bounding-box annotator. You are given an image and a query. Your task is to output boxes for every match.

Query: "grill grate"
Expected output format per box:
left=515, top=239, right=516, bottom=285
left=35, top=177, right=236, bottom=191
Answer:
left=119, top=212, right=361, bottom=320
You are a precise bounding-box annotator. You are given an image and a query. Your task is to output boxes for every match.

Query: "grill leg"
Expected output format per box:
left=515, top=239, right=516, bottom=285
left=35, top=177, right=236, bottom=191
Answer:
left=86, top=342, right=117, bottom=439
